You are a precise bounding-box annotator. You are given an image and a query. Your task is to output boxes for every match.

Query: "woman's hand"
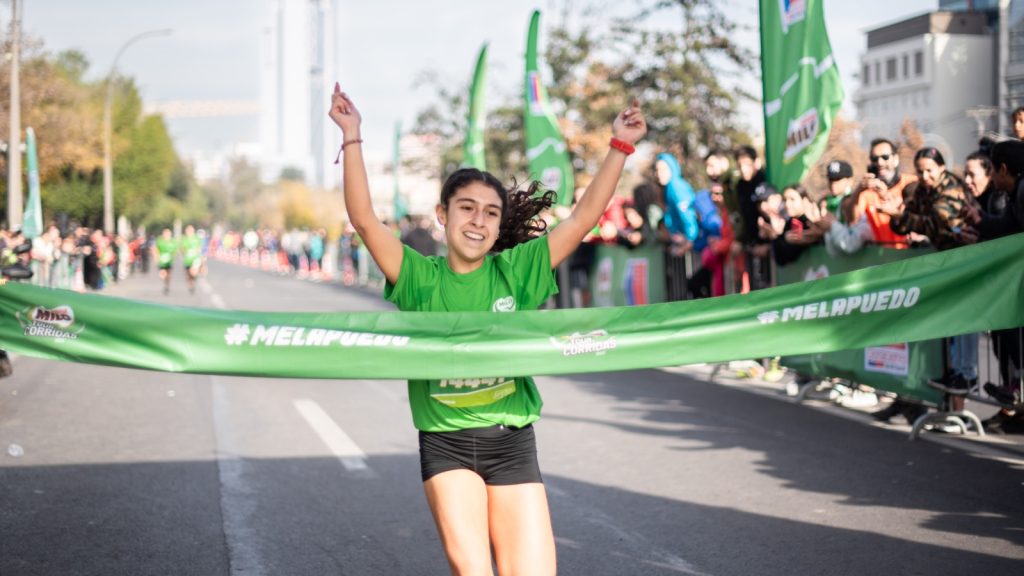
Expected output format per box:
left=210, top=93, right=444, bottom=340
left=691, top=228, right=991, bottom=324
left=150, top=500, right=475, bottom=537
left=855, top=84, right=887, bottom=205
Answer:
left=612, top=98, right=647, bottom=145
left=878, top=195, right=904, bottom=216
left=960, top=202, right=982, bottom=226
left=328, top=82, right=362, bottom=136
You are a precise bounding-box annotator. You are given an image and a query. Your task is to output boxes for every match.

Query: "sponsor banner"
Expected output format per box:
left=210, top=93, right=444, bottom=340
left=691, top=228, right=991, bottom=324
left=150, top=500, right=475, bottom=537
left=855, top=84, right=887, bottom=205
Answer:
left=524, top=10, right=574, bottom=206
left=0, top=234, right=1021, bottom=380
left=592, top=243, right=665, bottom=307
left=777, top=243, right=945, bottom=402
left=462, top=43, right=488, bottom=170
left=760, top=0, right=843, bottom=188
left=865, top=344, right=909, bottom=376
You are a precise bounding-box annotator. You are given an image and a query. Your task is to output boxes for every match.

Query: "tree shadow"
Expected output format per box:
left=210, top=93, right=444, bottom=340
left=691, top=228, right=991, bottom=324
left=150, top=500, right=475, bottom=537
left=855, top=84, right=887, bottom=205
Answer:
left=2, top=450, right=1021, bottom=576
left=539, top=369, right=1024, bottom=552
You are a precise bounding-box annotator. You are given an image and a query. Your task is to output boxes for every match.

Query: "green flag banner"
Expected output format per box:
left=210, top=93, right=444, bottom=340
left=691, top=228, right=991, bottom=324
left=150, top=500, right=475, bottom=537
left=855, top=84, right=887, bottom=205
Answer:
left=392, top=120, right=408, bottom=221
left=524, top=10, right=574, bottom=206
left=22, top=127, right=43, bottom=240
left=462, top=43, right=488, bottom=170
left=760, top=0, right=844, bottom=187
left=0, top=234, right=1022, bottom=380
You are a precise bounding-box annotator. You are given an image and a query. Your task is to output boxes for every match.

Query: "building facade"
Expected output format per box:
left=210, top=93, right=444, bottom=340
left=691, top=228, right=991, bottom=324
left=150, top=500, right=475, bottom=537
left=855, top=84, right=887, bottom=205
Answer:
left=259, top=0, right=340, bottom=190
left=855, top=10, right=995, bottom=164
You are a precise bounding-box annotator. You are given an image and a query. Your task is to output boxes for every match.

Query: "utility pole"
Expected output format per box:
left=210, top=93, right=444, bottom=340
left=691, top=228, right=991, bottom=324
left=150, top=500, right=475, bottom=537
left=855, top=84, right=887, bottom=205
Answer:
left=6, top=0, right=21, bottom=230
left=102, top=29, right=172, bottom=234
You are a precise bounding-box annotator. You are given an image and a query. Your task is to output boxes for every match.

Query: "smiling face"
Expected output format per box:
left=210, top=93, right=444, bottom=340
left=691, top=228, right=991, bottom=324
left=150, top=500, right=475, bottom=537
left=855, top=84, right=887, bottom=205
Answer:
left=870, top=141, right=899, bottom=182
left=916, top=157, right=945, bottom=189
left=436, top=181, right=504, bottom=272
left=783, top=188, right=805, bottom=218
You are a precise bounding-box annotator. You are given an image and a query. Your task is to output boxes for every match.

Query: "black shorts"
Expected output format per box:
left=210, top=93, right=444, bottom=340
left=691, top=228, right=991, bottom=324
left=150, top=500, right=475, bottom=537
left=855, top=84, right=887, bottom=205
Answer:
left=419, top=424, right=542, bottom=485
left=159, top=263, right=172, bottom=271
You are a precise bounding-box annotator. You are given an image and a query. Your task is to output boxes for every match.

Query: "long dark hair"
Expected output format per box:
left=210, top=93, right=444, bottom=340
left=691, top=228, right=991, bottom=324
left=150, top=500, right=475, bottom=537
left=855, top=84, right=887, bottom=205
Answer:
left=914, top=147, right=946, bottom=167
left=439, top=168, right=557, bottom=252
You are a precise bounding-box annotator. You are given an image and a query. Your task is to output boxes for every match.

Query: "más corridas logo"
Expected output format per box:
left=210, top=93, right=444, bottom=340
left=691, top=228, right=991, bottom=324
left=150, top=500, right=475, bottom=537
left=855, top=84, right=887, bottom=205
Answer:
left=549, top=329, right=618, bottom=357
left=16, top=305, right=84, bottom=340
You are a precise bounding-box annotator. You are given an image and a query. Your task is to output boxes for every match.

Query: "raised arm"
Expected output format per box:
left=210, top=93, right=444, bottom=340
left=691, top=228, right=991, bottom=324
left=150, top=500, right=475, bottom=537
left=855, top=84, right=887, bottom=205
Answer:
left=328, top=83, right=403, bottom=284
left=547, top=99, right=647, bottom=268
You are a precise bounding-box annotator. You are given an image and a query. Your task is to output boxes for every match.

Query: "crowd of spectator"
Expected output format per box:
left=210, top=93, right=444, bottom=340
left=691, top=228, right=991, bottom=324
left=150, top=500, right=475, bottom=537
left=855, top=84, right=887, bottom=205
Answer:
left=540, top=107, right=1024, bottom=433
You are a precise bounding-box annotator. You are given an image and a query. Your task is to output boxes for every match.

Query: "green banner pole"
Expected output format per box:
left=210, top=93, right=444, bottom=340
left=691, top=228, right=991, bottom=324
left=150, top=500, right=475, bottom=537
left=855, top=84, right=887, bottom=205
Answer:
left=392, top=120, right=408, bottom=220
left=463, top=43, right=488, bottom=170
left=22, top=127, right=42, bottom=239
left=524, top=10, right=574, bottom=206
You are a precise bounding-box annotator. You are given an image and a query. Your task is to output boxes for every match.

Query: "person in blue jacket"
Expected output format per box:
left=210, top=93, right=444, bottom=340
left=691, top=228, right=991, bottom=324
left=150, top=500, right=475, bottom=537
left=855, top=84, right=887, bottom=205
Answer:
left=655, top=153, right=700, bottom=252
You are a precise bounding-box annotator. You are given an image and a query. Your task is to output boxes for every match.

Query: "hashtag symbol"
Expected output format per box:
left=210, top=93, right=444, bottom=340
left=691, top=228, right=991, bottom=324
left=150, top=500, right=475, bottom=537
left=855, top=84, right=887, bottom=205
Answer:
left=224, top=323, right=251, bottom=346
left=757, top=311, right=780, bottom=325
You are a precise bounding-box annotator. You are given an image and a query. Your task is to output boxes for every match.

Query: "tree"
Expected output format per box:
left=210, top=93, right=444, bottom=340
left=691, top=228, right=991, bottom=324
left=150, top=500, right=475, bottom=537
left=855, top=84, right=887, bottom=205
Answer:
left=549, top=0, right=757, bottom=185
left=0, top=33, right=190, bottom=231
left=411, top=0, right=756, bottom=192
left=114, top=112, right=178, bottom=224
left=803, top=115, right=868, bottom=201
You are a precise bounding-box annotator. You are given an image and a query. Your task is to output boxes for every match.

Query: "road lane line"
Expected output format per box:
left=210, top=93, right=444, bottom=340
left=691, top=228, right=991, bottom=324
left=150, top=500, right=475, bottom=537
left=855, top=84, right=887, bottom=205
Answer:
left=211, top=376, right=267, bottom=576
left=293, top=398, right=370, bottom=471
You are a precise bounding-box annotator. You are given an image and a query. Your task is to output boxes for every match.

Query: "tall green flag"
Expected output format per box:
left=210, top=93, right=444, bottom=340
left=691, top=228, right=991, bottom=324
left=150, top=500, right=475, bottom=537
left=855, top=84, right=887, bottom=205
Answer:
left=760, top=0, right=844, bottom=187
left=463, top=43, right=488, bottom=170
left=524, top=10, right=574, bottom=206
left=21, top=127, right=42, bottom=239
left=392, top=120, right=408, bottom=221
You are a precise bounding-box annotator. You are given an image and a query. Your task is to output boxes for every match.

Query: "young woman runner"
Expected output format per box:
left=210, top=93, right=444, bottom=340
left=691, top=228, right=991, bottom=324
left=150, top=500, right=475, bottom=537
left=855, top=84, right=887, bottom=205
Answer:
left=329, top=82, right=646, bottom=575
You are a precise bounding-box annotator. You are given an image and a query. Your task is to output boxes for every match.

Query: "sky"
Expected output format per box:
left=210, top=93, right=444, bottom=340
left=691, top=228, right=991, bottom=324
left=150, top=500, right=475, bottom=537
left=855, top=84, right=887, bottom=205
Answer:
left=14, top=0, right=937, bottom=162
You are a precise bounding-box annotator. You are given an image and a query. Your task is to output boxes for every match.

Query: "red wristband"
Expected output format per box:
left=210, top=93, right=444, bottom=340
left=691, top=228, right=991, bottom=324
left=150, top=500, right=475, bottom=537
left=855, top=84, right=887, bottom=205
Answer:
left=609, top=137, right=635, bottom=155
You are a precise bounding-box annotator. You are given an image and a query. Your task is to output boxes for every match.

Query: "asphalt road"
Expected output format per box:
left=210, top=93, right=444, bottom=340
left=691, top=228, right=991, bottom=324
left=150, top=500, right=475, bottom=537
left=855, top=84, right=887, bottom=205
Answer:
left=1, top=259, right=1021, bottom=575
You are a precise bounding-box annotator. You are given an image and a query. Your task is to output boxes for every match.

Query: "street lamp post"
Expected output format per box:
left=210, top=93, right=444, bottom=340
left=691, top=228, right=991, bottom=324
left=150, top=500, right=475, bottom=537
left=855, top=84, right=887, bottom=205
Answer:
left=6, top=0, right=22, bottom=231
left=102, top=28, right=172, bottom=234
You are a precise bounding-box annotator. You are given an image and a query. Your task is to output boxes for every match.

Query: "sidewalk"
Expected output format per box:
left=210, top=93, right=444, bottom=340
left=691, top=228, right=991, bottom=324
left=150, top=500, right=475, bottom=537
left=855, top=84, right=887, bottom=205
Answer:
left=662, top=363, right=1024, bottom=461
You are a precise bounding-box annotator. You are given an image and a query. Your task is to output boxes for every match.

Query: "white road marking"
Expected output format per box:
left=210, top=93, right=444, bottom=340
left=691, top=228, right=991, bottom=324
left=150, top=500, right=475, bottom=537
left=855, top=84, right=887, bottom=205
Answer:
left=211, top=376, right=267, bottom=576
left=293, top=398, right=370, bottom=471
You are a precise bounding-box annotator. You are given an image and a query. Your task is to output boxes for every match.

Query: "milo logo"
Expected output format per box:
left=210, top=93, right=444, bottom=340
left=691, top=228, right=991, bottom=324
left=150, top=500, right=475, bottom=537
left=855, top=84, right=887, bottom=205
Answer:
left=784, top=108, right=819, bottom=162
left=17, top=304, right=83, bottom=341
left=492, top=296, right=516, bottom=312
left=31, top=306, right=75, bottom=329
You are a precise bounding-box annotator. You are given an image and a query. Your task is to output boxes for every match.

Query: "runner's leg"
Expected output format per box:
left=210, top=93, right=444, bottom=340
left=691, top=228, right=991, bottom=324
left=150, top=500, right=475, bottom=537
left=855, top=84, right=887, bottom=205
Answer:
left=488, top=482, right=556, bottom=576
left=423, top=469, right=493, bottom=575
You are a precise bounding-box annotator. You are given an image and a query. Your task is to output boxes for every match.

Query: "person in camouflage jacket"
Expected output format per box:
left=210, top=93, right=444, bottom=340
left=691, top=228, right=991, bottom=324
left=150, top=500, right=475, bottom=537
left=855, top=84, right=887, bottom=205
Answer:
left=880, top=147, right=978, bottom=251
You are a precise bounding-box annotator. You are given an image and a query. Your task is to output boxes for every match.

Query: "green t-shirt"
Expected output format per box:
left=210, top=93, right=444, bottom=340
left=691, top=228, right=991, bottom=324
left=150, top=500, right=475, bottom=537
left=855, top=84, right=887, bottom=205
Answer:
left=181, top=235, right=202, bottom=266
left=155, top=237, right=179, bottom=266
left=385, top=236, right=559, bottom=432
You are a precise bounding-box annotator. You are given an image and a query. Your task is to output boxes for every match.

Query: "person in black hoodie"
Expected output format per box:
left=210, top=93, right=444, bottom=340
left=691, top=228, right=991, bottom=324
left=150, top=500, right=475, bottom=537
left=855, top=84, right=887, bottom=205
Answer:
left=734, top=146, right=771, bottom=290
left=961, top=141, right=1024, bottom=431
